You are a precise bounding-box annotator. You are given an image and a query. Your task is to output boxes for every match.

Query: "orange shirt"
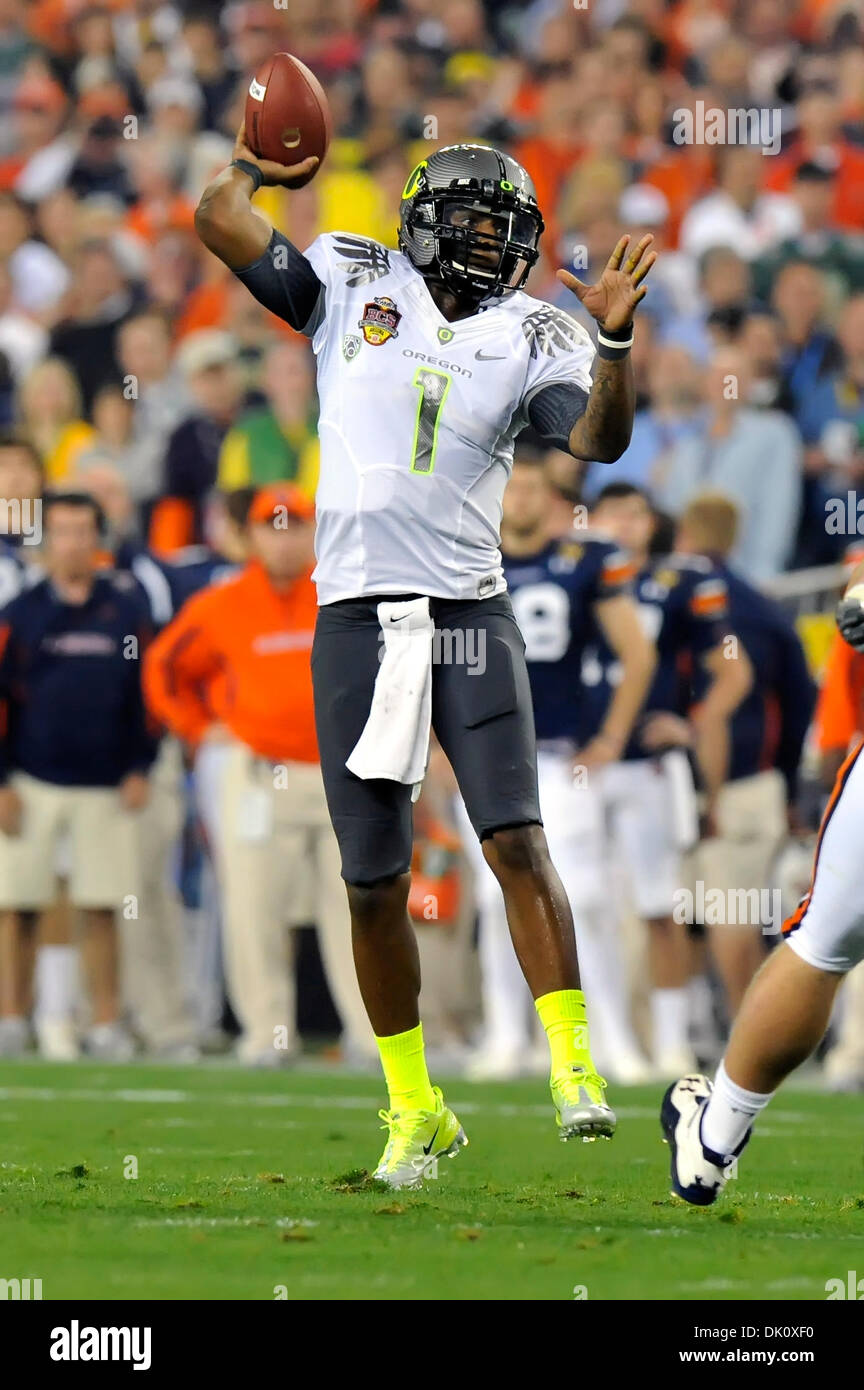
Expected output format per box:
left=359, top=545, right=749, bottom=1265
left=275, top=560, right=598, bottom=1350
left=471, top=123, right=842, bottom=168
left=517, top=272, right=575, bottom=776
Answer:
left=815, top=630, right=864, bottom=753
left=764, top=142, right=864, bottom=231
left=144, top=560, right=319, bottom=764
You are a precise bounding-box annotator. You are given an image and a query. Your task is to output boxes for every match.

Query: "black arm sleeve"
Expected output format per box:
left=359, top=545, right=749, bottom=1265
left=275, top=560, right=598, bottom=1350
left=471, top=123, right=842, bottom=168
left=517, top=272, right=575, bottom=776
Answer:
left=233, top=229, right=324, bottom=335
left=526, top=382, right=589, bottom=451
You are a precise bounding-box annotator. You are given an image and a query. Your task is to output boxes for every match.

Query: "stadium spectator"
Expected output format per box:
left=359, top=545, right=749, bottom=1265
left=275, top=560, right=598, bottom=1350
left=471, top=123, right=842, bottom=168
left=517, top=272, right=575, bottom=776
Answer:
left=144, top=482, right=374, bottom=1066
left=0, top=432, right=43, bottom=605
left=49, top=238, right=140, bottom=411
left=585, top=342, right=703, bottom=498
left=115, top=308, right=188, bottom=506
left=679, top=146, right=801, bottom=263
left=217, top=339, right=319, bottom=494
left=764, top=79, right=864, bottom=231
left=753, top=161, right=864, bottom=304
left=0, top=187, right=69, bottom=314
left=662, top=246, right=753, bottom=364
left=653, top=345, right=803, bottom=580
left=0, top=490, right=155, bottom=1059
left=18, top=356, right=95, bottom=483
left=150, top=328, right=243, bottom=553
left=0, top=260, right=48, bottom=383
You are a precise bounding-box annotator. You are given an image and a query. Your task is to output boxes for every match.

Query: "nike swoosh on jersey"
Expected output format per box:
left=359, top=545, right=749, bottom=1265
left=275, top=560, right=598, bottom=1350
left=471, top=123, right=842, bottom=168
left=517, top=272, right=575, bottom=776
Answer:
left=475, top=349, right=506, bottom=361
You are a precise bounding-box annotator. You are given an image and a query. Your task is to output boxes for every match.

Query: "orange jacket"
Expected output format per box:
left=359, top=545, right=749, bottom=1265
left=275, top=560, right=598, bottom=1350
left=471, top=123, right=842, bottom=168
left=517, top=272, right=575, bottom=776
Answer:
left=144, top=560, right=319, bottom=764
left=815, top=630, right=864, bottom=753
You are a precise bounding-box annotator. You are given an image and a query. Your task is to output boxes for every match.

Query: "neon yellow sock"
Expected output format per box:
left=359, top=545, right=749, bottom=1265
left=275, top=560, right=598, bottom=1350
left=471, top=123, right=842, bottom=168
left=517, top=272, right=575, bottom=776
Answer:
left=375, top=1023, right=436, bottom=1113
left=535, top=989, right=596, bottom=1075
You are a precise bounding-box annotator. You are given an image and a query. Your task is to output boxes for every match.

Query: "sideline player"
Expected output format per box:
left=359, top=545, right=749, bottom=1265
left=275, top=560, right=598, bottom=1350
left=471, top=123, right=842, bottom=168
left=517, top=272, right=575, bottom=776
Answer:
left=661, top=561, right=864, bottom=1204
left=195, top=131, right=656, bottom=1187
left=587, top=484, right=752, bottom=1075
left=462, top=453, right=655, bottom=1082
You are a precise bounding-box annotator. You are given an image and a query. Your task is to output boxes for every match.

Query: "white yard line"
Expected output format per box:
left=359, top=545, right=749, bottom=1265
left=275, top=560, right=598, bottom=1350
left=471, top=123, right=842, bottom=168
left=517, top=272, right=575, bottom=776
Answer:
left=0, top=1085, right=817, bottom=1128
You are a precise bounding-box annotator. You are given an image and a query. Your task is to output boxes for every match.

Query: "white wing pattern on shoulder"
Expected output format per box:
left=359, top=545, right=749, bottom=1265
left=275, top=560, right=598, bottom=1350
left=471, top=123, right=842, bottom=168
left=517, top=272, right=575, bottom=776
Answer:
left=330, top=235, right=391, bottom=287
left=521, top=305, right=588, bottom=359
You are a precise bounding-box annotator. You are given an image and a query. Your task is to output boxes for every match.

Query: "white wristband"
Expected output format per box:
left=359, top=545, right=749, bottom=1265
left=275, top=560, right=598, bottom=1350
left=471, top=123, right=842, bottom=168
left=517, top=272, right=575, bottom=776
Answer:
left=597, top=328, right=634, bottom=350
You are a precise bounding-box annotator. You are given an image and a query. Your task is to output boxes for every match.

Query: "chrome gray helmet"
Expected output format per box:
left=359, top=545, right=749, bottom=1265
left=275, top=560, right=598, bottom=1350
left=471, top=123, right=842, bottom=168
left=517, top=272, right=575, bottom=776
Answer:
left=399, top=143, right=545, bottom=299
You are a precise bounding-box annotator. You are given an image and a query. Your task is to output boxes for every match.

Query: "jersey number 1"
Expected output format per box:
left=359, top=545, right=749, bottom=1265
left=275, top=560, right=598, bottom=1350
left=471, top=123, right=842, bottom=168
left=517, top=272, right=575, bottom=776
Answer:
left=410, top=368, right=451, bottom=474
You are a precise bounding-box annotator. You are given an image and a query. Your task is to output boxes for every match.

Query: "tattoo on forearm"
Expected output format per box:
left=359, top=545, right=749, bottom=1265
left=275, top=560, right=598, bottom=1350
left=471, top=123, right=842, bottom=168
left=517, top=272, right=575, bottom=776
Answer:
left=568, top=356, right=635, bottom=463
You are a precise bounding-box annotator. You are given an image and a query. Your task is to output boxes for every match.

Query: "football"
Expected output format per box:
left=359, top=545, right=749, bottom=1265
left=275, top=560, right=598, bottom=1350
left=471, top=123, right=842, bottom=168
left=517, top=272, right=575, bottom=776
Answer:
left=244, top=52, right=331, bottom=184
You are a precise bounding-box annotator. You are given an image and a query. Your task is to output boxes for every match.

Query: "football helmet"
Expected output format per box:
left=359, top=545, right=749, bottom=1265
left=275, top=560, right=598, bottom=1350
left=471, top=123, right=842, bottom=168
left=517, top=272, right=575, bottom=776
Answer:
left=399, top=144, right=545, bottom=300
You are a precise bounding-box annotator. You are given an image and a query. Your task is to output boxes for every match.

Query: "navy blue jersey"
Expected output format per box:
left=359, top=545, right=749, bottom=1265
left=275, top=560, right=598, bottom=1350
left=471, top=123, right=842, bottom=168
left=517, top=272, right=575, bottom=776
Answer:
left=0, top=572, right=157, bottom=787
left=579, top=554, right=729, bottom=757
left=165, top=546, right=241, bottom=608
left=114, top=539, right=240, bottom=624
left=692, top=560, right=816, bottom=797
left=504, top=533, right=636, bottom=742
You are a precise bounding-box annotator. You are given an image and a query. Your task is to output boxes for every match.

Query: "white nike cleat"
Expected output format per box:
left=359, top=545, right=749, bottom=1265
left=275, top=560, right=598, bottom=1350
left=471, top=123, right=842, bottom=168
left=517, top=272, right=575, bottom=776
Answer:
left=551, top=1064, right=616, bottom=1141
left=374, top=1087, right=468, bottom=1190
left=660, top=1073, right=749, bottom=1206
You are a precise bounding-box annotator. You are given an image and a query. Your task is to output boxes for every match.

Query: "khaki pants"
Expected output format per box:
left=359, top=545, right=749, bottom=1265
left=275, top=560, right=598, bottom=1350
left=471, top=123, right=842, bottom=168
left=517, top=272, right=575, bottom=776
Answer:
left=696, top=770, right=788, bottom=917
left=217, top=744, right=374, bottom=1061
left=0, top=773, right=139, bottom=910
left=119, top=740, right=196, bottom=1051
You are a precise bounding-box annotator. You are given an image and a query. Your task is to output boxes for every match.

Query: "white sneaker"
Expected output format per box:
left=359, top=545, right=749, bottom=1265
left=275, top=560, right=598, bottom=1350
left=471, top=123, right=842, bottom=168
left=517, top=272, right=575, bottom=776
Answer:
left=0, top=1016, right=30, bottom=1057
left=660, top=1073, right=749, bottom=1206
left=35, top=1018, right=80, bottom=1061
left=84, top=1022, right=136, bottom=1062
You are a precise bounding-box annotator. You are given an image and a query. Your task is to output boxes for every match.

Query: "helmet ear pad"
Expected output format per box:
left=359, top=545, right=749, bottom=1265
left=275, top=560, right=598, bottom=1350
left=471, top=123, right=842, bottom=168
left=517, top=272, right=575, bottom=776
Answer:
left=403, top=200, right=437, bottom=268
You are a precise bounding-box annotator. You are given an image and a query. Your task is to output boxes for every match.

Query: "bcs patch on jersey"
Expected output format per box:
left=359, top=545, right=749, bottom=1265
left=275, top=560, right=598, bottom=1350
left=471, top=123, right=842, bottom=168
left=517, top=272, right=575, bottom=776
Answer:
left=359, top=296, right=401, bottom=346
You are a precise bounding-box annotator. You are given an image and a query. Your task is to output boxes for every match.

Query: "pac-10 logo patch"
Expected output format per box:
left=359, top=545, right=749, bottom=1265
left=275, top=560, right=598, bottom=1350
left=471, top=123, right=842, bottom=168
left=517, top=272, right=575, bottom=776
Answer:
left=359, top=296, right=401, bottom=346
left=342, top=333, right=361, bottom=361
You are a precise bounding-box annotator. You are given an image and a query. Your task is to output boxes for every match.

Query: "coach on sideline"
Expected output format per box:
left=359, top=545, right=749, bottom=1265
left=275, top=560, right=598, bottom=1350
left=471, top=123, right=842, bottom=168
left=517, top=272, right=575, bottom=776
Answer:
left=0, top=492, right=155, bottom=1059
left=143, top=483, right=374, bottom=1067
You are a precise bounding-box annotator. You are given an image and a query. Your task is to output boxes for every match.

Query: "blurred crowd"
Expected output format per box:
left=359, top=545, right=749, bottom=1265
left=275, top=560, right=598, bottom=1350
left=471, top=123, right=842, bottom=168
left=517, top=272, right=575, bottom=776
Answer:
left=0, top=0, right=864, bottom=1081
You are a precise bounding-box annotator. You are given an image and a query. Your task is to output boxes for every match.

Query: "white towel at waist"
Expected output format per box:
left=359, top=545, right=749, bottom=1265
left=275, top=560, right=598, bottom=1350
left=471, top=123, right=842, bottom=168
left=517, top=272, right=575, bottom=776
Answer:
left=345, top=596, right=433, bottom=794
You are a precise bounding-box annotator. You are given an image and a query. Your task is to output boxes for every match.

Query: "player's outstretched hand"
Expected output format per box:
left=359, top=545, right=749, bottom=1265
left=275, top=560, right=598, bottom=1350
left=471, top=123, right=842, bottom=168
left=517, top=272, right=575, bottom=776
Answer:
left=232, top=122, right=319, bottom=189
left=837, top=592, right=864, bottom=652
left=556, top=234, right=657, bottom=332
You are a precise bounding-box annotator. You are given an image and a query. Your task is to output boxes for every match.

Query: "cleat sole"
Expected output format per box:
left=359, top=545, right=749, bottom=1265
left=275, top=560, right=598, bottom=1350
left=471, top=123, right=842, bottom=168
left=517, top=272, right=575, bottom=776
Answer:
left=559, top=1117, right=617, bottom=1142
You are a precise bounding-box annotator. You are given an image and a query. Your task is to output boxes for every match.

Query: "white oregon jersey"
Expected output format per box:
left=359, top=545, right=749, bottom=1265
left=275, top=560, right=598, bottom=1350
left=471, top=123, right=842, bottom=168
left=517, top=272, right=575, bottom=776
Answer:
left=302, top=233, right=594, bottom=604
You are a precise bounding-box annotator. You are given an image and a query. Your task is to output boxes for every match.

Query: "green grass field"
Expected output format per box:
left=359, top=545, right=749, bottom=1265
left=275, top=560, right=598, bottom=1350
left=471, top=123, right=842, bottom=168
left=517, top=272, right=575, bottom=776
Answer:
left=1, top=1061, right=863, bottom=1301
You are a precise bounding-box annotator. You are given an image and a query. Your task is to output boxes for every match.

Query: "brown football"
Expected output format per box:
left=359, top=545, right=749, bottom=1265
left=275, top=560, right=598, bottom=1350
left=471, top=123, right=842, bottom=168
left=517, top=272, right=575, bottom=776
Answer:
left=244, top=52, right=331, bottom=185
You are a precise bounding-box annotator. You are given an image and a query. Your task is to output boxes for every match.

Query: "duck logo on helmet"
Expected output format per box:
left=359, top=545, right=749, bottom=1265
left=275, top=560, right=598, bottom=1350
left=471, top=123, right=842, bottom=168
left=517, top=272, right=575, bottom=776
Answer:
left=359, top=297, right=401, bottom=346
